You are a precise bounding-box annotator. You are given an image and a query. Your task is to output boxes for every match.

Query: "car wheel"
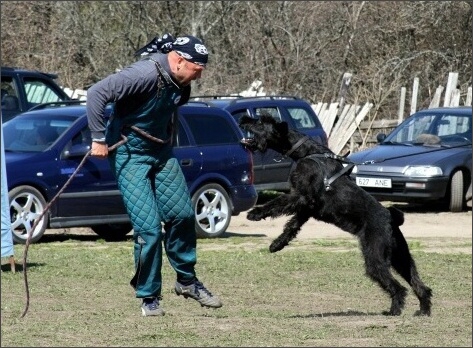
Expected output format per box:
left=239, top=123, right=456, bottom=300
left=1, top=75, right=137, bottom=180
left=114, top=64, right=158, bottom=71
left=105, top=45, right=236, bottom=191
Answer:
left=91, top=223, right=133, bottom=241
left=449, top=170, right=465, bottom=212
left=9, top=185, right=48, bottom=244
left=191, top=183, right=231, bottom=238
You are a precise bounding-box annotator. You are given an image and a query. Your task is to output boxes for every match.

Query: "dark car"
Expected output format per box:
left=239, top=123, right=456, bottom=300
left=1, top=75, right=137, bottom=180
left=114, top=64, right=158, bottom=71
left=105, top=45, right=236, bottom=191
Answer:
left=1, top=66, right=73, bottom=123
left=3, top=103, right=257, bottom=244
left=190, top=95, right=328, bottom=191
left=348, top=106, right=472, bottom=212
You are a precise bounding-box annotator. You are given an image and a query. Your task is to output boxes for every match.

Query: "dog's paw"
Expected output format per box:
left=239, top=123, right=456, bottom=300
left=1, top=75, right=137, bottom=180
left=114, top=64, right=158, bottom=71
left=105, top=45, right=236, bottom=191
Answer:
left=247, top=207, right=265, bottom=221
left=269, top=240, right=286, bottom=253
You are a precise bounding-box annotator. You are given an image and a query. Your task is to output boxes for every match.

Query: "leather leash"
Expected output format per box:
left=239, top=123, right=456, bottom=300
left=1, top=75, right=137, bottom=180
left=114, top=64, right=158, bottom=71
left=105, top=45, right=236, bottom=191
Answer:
left=20, top=135, right=127, bottom=318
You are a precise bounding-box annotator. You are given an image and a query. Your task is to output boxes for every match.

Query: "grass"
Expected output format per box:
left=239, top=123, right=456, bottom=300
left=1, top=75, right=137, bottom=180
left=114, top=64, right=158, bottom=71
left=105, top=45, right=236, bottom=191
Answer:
left=1, top=235, right=471, bottom=347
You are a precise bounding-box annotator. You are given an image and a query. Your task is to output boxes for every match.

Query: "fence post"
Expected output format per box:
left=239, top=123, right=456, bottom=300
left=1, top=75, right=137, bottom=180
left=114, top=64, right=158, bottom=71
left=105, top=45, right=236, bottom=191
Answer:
left=466, top=87, right=472, bottom=106
left=398, top=87, right=406, bottom=124
left=410, top=77, right=419, bottom=116
left=443, top=72, right=458, bottom=107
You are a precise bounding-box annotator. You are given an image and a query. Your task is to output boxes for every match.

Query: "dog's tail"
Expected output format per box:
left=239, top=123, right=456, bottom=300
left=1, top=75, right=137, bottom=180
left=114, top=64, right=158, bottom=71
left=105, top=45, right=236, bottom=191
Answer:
left=387, top=206, right=432, bottom=315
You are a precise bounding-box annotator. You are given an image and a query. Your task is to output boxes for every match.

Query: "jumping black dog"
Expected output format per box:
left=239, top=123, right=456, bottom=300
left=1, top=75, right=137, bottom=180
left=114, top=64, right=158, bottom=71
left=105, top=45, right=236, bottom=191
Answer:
left=239, top=114, right=432, bottom=316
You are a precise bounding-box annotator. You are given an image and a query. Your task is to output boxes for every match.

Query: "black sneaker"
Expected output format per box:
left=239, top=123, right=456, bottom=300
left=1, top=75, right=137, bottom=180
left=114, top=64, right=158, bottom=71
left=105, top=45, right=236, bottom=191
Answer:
left=174, top=279, right=222, bottom=308
left=141, top=297, right=165, bottom=316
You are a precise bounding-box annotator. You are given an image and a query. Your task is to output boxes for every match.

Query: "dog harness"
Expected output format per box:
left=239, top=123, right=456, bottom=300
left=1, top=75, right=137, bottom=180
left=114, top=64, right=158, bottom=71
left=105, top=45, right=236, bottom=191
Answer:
left=284, top=135, right=355, bottom=191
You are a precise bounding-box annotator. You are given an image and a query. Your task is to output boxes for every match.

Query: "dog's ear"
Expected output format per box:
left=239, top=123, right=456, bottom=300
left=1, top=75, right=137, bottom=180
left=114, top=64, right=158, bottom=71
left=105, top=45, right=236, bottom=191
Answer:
left=275, top=121, right=289, bottom=135
left=260, top=114, right=275, bottom=123
left=239, top=115, right=253, bottom=126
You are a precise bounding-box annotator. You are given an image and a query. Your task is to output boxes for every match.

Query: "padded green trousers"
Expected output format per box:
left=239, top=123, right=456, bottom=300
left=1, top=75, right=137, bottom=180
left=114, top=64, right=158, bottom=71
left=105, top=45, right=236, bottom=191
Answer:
left=109, top=132, right=196, bottom=298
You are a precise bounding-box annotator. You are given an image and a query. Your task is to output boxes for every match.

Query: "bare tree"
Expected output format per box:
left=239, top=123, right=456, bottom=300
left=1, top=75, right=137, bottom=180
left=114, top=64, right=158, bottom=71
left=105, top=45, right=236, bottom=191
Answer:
left=1, top=1, right=471, bottom=116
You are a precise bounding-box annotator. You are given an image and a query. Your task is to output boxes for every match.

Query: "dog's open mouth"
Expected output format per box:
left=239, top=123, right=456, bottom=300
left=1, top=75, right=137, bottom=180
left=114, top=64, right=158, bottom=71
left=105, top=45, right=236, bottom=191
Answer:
left=240, top=137, right=257, bottom=151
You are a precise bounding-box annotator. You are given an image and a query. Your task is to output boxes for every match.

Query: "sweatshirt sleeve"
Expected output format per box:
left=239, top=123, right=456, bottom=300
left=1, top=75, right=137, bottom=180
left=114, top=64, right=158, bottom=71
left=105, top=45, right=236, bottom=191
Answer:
left=86, top=60, right=157, bottom=141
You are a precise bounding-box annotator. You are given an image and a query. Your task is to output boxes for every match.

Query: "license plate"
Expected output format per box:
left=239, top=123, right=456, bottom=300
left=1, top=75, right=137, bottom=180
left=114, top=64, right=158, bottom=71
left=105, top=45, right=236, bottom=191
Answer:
left=356, top=177, right=392, bottom=188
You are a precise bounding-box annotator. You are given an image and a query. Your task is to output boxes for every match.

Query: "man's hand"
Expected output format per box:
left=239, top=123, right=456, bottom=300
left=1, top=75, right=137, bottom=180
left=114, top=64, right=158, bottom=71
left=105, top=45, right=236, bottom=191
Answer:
left=91, top=142, right=109, bottom=159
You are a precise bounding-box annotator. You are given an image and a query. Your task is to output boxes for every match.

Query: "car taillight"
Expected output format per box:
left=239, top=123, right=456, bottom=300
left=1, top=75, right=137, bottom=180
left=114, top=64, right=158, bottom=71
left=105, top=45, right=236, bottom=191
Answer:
left=243, top=148, right=254, bottom=184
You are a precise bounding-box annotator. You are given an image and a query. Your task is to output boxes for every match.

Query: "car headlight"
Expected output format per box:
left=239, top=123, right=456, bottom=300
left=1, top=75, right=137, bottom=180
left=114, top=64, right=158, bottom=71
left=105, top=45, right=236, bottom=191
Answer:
left=403, top=166, right=443, bottom=177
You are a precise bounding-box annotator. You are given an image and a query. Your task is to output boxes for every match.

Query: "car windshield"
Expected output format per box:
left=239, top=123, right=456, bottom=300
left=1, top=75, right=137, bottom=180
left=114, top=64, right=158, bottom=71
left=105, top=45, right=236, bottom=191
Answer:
left=3, top=115, right=75, bottom=152
left=384, top=111, right=472, bottom=146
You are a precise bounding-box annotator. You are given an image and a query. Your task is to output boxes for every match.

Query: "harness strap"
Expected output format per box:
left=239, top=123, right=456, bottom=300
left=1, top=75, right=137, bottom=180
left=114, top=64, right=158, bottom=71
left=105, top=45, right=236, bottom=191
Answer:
left=305, top=153, right=355, bottom=191
left=323, top=163, right=355, bottom=191
left=284, top=135, right=310, bottom=157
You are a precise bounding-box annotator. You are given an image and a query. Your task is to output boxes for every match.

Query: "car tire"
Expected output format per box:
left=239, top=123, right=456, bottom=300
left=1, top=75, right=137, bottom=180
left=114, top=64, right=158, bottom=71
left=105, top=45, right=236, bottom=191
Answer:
left=91, top=223, right=133, bottom=241
left=449, top=170, right=465, bottom=212
left=9, top=185, right=48, bottom=244
left=191, top=183, right=231, bottom=238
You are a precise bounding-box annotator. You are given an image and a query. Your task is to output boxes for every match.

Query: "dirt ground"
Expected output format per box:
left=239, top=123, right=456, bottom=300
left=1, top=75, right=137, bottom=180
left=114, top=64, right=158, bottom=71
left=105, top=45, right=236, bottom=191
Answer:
left=229, top=209, right=472, bottom=239
left=46, top=204, right=472, bottom=254
left=225, top=205, right=472, bottom=254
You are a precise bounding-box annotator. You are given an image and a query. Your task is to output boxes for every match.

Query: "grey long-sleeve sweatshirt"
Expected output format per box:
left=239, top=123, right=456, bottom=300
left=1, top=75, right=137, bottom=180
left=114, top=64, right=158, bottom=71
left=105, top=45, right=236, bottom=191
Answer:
left=86, top=53, right=173, bottom=142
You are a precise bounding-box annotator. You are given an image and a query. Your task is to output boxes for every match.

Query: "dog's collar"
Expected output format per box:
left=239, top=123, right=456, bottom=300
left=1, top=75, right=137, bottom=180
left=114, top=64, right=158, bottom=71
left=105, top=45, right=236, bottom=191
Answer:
left=284, top=135, right=310, bottom=157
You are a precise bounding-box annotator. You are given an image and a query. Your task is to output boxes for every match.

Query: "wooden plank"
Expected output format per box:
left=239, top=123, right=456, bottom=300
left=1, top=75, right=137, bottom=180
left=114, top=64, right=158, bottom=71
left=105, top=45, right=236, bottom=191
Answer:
left=450, top=89, right=461, bottom=107
left=323, top=102, right=339, bottom=137
left=330, top=103, right=369, bottom=154
left=359, top=119, right=398, bottom=129
left=429, top=86, right=444, bottom=108
left=466, top=87, right=472, bottom=106
left=333, top=104, right=360, bottom=152
left=328, top=103, right=354, bottom=146
left=443, top=72, right=458, bottom=107
left=410, top=77, right=419, bottom=115
left=331, top=102, right=372, bottom=155
left=312, top=102, right=323, bottom=116
left=398, top=87, right=406, bottom=124
left=337, top=72, right=352, bottom=118
left=315, top=102, right=329, bottom=126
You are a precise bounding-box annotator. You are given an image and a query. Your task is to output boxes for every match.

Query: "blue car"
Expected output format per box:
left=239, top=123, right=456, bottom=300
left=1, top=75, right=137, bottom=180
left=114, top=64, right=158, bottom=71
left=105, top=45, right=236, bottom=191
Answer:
left=348, top=106, right=472, bottom=212
left=3, top=102, right=257, bottom=244
left=190, top=95, right=328, bottom=191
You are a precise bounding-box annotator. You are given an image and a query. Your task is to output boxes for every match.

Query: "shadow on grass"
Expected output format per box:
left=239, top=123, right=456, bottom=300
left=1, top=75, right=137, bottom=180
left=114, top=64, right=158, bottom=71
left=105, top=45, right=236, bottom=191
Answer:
left=386, top=201, right=472, bottom=214
left=1, top=261, right=45, bottom=273
left=290, top=309, right=382, bottom=318
left=218, top=231, right=267, bottom=239
left=34, top=233, right=134, bottom=244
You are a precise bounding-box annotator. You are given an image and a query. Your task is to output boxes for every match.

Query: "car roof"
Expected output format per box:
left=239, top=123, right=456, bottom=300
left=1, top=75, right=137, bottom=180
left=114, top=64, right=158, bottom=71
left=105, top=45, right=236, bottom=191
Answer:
left=415, top=106, right=472, bottom=115
left=11, top=102, right=230, bottom=119
left=189, top=95, right=311, bottom=109
left=1, top=66, right=60, bottom=80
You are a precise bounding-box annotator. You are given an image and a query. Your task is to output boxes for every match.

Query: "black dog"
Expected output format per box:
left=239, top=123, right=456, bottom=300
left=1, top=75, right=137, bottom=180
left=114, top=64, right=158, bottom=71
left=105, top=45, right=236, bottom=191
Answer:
left=239, top=114, right=432, bottom=316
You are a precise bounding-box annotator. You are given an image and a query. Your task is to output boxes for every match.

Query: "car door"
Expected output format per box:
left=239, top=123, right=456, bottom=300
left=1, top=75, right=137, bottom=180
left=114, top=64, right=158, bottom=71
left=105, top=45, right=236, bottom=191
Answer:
left=173, top=115, right=203, bottom=187
left=53, top=123, right=127, bottom=221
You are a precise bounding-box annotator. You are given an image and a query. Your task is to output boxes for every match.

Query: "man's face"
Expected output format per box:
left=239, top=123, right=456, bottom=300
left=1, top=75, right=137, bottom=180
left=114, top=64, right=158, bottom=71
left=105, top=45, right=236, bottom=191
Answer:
left=176, top=59, right=204, bottom=86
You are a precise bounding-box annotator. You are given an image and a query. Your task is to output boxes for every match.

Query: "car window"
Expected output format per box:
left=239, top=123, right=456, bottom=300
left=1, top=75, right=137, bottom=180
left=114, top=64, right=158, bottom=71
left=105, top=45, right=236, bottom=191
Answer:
left=387, top=112, right=472, bottom=143
left=230, top=109, right=250, bottom=124
left=287, top=107, right=317, bottom=129
left=70, top=127, right=92, bottom=146
left=24, top=77, right=65, bottom=106
left=3, top=116, right=74, bottom=152
left=183, top=113, right=239, bottom=145
left=254, top=107, right=282, bottom=121
left=437, top=114, right=471, bottom=137
left=175, top=119, right=191, bottom=147
left=1, top=76, right=20, bottom=112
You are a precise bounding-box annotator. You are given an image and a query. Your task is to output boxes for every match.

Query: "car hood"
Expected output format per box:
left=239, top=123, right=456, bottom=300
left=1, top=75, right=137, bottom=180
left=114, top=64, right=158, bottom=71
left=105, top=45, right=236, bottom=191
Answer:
left=348, top=144, right=470, bottom=169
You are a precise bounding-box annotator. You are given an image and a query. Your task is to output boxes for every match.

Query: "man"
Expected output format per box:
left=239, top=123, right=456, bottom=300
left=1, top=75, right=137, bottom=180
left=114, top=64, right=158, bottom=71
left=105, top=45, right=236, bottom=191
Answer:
left=86, top=33, right=222, bottom=316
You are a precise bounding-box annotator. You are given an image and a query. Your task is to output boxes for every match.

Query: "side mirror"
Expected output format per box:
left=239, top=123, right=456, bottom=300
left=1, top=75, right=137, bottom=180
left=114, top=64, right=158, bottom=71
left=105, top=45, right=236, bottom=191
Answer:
left=63, top=144, right=90, bottom=158
left=376, top=133, right=387, bottom=143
